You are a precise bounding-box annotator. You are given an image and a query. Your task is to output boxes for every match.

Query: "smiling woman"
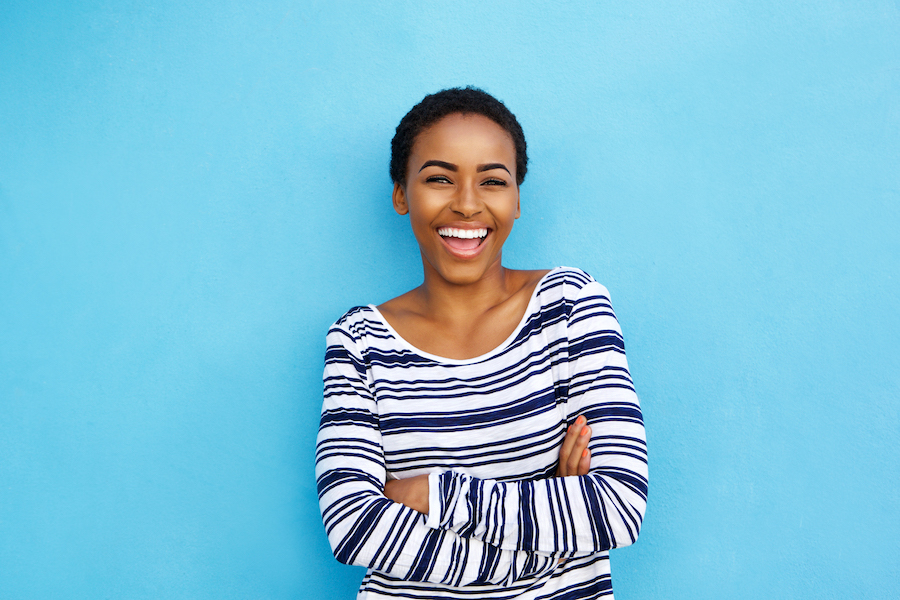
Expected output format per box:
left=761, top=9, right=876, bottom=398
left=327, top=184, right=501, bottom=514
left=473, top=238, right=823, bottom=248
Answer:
left=385, top=112, right=535, bottom=357
left=393, top=113, right=520, bottom=286
left=315, top=87, right=648, bottom=599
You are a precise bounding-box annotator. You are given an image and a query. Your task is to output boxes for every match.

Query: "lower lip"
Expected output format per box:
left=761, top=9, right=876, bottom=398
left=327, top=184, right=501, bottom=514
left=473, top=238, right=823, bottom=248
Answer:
left=438, top=231, right=489, bottom=260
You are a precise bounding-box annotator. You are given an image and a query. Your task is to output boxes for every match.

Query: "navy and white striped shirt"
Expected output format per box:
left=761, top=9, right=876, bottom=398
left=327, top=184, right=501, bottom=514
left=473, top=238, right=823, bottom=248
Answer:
left=316, top=267, right=648, bottom=599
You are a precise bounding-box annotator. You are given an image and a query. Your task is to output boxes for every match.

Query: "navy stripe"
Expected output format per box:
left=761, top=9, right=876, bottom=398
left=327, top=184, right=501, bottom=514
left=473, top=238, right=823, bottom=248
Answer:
left=314, top=267, right=648, bottom=599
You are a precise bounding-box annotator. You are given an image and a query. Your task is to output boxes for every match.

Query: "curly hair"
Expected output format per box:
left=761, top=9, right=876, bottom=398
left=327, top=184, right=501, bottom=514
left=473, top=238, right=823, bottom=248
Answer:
left=390, top=87, right=528, bottom=186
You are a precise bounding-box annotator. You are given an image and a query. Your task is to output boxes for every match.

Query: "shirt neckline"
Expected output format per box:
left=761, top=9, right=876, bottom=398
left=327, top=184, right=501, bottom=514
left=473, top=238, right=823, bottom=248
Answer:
left=367, top=267, right=561, bottom=365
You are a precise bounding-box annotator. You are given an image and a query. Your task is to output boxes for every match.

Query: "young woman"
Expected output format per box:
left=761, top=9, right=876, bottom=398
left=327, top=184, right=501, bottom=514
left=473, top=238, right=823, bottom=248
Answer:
left=315, top=87, right=647, bottom=599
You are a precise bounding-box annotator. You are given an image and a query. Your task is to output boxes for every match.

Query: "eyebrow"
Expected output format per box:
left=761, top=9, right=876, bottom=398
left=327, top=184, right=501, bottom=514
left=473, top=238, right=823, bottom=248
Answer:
left=478, top=163, right=511, bottom=174
left=419, top=160, right=456, bottom=172
left=418, top=160, right=511, bottom=175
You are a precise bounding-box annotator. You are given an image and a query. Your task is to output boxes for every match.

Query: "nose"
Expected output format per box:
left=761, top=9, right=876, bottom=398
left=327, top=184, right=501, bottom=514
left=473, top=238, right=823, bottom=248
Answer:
left=448, top=181, right=482, bottom=217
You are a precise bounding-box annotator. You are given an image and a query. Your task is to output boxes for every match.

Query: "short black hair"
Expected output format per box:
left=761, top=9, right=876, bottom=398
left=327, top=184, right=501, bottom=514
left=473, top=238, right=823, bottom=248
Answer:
left=390, top=87, right=528, bottom=186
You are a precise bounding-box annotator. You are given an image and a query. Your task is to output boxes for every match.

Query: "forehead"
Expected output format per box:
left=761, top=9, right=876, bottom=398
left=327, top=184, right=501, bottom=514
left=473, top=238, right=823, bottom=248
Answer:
left=410, top=113, right=516, bottom=160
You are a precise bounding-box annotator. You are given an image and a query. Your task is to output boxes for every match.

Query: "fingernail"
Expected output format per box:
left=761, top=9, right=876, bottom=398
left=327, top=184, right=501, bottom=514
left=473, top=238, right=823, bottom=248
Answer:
left=576, top=416, right=585, bottom=425
left=580, top=426, right=590, bottom=436
left=582, top=449, right=589, bottom=458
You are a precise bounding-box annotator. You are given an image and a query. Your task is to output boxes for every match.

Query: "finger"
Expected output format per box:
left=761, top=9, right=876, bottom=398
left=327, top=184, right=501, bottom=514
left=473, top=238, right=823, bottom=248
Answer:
left=577, top=446, right=591, bottom=476
left=566, top=425, right=591, bottom=475
left=557, top=416, right=586, bottom=476
left=562, top=423, right=589, bottom=476
left=556, top=420, right=579, bottom=476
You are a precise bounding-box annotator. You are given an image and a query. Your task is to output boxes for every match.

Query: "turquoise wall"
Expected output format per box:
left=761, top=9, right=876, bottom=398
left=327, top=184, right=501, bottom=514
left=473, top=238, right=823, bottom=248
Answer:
left=1, top=1, right=898, bottom=598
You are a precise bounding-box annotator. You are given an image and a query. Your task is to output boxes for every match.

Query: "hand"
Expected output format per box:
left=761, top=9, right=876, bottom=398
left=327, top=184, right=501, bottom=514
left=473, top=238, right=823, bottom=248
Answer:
left=384, top=473, right=430, bottom=514
left=556, top=415, right=592, bottom=477
left=555, top=416, right=592, bottom=564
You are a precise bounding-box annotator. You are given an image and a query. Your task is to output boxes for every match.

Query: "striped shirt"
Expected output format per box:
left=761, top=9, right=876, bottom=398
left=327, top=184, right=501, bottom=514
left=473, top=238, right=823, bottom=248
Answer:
left=316, top=267, right=648, bottom=599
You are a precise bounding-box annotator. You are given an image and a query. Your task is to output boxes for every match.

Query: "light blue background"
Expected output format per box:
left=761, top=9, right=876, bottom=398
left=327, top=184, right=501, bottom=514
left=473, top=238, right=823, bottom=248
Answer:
left=2, top=1, right=898, bottom=598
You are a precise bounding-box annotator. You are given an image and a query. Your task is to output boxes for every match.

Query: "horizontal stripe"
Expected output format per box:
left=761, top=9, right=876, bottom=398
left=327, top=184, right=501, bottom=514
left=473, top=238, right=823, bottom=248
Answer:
left=315, top=267, right=647, bottom=599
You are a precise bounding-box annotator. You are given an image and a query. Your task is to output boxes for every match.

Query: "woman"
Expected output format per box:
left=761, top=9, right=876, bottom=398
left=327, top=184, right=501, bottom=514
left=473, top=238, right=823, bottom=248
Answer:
left=316, top=87, right=647, bottom=599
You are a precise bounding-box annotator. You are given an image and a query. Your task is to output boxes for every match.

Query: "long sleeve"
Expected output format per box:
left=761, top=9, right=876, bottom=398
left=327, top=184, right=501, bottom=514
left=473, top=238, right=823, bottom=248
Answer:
left=424, top=281, right=648, bottom=554
left=315, top=321, right=559, bottom=586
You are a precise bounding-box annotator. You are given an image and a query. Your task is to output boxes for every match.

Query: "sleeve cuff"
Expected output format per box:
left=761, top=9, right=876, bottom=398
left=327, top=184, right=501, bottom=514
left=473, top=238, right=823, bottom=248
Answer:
left=424, top=471, right=443, bottom=529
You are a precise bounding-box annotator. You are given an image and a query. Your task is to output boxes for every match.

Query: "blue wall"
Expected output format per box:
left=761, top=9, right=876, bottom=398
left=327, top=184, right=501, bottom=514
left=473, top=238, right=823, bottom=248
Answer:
left=1, top=1, right=898, bottom=598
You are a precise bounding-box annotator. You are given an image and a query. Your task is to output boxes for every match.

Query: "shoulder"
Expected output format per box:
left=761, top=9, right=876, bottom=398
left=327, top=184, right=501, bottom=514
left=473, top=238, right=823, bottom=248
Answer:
left=327, top=305, right=387, bottom=347
left=373, top=288, right=423, bottom=336
left=538, top=267, right=610, bottom=300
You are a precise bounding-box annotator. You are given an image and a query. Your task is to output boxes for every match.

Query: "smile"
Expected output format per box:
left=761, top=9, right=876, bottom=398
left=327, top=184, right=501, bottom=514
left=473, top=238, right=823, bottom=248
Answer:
left=436, top=226, right=489, bottom=258
left=437, top=227, right=488, bottom=239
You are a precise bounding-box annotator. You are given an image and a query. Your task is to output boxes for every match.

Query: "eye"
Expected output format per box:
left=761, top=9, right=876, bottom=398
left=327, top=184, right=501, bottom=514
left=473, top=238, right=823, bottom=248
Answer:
left=483, top=178, right=508, bottom=186
left=425, top=175, right=452, bottom=184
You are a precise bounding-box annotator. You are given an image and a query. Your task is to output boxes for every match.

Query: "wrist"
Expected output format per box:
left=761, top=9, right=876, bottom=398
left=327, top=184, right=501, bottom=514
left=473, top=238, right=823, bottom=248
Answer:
left=385, top=473, right=430, bottom=514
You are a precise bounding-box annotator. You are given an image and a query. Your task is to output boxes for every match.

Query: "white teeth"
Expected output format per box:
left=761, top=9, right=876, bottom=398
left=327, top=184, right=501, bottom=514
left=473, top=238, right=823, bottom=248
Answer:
left=437, top=227, right=488, bottom=239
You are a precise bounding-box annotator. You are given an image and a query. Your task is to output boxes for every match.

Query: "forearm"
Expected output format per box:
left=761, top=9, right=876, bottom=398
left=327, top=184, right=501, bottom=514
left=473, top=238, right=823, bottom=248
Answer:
left=424, top=394, right=647, bottom=554
left=318, top=462, right=559, bottom=585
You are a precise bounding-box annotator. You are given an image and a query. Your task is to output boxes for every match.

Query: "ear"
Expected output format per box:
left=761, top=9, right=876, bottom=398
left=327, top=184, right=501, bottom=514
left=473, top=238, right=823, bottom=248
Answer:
left=514, top=189, right=520, bottom=219
left=392, top=183, right=409, bottom=215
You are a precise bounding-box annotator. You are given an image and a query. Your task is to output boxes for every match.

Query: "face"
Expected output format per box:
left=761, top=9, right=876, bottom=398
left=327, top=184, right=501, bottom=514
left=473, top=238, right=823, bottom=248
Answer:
left=393, top=113, right=520, bottom=286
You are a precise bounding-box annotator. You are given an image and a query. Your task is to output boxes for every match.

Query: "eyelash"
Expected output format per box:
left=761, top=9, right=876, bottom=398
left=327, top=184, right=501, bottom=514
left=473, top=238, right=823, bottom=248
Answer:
left=425, top=176, right=508, bottom=186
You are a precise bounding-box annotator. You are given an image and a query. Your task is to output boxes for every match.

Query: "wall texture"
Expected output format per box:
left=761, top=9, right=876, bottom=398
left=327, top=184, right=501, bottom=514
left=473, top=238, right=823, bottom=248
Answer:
left=1, top=1, right=898, bottom=598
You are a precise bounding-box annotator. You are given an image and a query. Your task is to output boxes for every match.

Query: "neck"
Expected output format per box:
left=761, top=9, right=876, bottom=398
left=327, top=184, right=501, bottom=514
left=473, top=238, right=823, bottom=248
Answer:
left=416, top=256, right=513, bottom=321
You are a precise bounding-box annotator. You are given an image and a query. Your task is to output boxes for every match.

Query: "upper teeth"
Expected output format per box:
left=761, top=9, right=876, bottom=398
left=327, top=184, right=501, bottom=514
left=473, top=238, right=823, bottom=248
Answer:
left=438, top=227, right=488, bottom=239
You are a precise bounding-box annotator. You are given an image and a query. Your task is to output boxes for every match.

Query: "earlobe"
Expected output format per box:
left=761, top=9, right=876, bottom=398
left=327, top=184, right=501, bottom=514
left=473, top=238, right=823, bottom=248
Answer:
left=392, top=183, right=409, bottom=215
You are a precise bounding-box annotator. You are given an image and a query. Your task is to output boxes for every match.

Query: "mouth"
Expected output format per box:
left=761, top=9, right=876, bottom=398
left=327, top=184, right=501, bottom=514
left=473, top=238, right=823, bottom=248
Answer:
left=437, top=226, right=489, bottom=258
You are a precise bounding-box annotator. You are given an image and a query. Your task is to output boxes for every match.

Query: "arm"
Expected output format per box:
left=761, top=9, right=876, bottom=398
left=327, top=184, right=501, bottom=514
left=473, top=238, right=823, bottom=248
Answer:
left=315, top=323, right=559, bottom=586
left=384, top=415, right=593, bottom=513
left=423, top=281, right=648, bottom=555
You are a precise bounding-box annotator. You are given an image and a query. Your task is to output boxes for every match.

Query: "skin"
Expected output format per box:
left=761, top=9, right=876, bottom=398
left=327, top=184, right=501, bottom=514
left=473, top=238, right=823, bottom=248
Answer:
left=379, top=113, right=592, bottom=514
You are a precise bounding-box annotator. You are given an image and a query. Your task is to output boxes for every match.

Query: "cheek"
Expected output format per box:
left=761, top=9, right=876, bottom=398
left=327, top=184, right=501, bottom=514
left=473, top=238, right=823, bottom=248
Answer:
left=407, top=209, right=436, bottom=247
left=497, top=197, right=520, bottom=224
